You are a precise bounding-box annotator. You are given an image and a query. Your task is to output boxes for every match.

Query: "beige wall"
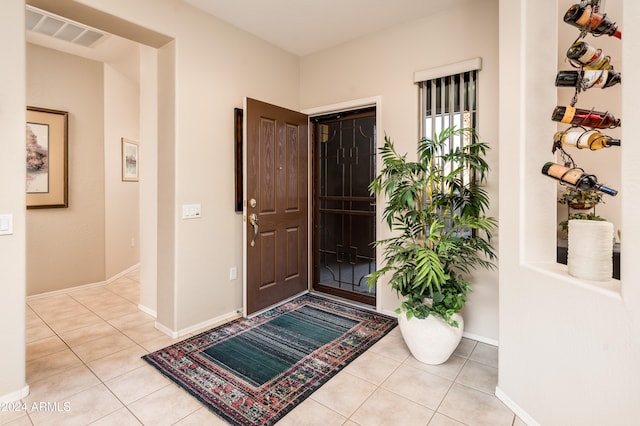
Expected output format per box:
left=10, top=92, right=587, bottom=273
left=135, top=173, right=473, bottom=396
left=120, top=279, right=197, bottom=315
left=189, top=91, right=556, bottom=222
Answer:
left=104, top=59, right=140, bottom=279
left=156, top=40, right=176, bottom=330
left=139, top=45, right=159, bottom=315
left=72, top=0, right=301, bottom=332
left=26, top=43, right=106, bottom=295
left=300, top=0, right=501, bottom=341
left=4, top=1, right=637, bottom=422
left=0, top=0, right=27, bottom=402
left=26, top=43, right=143, bottom=294
left=171, top=7, right=300, bottom=331
left=27, top=0, right=500, bottom=340
left=498, top=0, right=640, bottom=424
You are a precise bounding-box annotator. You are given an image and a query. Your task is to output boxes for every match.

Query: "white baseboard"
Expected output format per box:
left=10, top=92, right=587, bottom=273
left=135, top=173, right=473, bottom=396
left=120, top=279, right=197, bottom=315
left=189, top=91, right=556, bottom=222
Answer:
left=382, top=309, right=399, bottom=318
left=0, top=384, right=29, bottom=403
left=177, top=310, right=241, bottom=337
left=495, top=386, right=539, bottom=426
left=463, top=331, right=499, bottom=347
left=154, top=310, right=242, bottom=339
left=106, top=263, right=140, bottom=284
left=378, top=309, right=499, bottom=347
left=154, top=321, right=179, bottom=339
left=27, top=280, right=106, bottom=301
left=26, top=264, right=140, bottom=301
left=137, top=303, right=157, bottom=318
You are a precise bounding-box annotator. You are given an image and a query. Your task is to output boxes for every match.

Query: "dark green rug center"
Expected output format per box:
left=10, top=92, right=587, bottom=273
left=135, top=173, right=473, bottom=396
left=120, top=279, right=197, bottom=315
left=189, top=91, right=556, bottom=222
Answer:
left=201, top=305, right=358, bottom=387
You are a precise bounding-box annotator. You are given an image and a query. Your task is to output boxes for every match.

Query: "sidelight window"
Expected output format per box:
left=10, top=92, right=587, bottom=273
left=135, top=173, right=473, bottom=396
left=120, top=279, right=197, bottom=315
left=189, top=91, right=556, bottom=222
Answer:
left=416, top=60, right=481, bottom=234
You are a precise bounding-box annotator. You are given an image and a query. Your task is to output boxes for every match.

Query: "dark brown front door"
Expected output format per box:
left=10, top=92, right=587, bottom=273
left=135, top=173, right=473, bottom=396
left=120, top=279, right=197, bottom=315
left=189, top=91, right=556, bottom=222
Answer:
left=245, top=98, right=309, bottom=315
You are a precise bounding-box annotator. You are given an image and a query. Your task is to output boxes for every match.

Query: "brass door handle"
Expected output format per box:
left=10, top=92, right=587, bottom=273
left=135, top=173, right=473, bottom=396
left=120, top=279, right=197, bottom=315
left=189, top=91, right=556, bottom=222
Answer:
left=249, top=213, right=259, bottom=247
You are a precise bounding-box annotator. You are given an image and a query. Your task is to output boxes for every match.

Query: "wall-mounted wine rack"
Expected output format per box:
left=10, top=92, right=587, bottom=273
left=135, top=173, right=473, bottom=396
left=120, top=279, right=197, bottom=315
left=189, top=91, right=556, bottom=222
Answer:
left=541, top=0, right=621, bottom=197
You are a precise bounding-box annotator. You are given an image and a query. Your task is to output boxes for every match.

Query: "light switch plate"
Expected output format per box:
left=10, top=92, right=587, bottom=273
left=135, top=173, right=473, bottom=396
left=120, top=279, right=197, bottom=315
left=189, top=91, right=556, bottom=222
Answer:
left=0, top=214, right=13, bottom=235
left=182, top=204, right=202, bottom=219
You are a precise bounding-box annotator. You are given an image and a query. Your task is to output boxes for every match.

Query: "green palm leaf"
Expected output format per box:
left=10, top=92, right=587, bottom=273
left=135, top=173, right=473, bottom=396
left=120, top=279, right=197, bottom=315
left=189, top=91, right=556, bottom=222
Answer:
left=368, top=126, right=497, bottom=327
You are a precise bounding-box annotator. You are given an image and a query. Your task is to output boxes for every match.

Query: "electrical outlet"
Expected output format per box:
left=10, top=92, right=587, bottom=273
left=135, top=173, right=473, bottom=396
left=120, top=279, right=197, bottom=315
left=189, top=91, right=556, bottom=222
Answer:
left=229, top=266, right=237, bottom=280
left=182, top=204, right=202, bottom=219
left=130, top=237, right=135, bottom=248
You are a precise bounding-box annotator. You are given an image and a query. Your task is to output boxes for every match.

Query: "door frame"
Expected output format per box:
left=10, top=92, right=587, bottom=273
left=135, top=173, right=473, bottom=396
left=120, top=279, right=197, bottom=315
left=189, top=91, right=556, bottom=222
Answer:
left=241, top=96, right=383, bottom=316
left=302, top=96, right=383, bottom=313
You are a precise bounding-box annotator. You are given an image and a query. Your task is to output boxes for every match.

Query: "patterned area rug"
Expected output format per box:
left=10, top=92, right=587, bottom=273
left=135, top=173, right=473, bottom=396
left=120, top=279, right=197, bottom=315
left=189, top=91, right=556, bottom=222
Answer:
left=143, top=293, right=396, bottom=426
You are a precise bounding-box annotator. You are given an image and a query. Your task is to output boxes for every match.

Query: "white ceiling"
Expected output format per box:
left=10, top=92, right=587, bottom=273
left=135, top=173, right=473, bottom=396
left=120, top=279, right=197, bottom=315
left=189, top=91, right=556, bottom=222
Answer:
left=26, top=0, right=473, bottom=79
left=183, top=0, right=474, bottom=56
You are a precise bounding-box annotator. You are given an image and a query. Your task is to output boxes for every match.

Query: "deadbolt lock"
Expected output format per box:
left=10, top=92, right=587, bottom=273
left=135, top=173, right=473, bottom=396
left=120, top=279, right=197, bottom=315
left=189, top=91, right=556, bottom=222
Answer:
left=249, top=198, right=257, bottom=208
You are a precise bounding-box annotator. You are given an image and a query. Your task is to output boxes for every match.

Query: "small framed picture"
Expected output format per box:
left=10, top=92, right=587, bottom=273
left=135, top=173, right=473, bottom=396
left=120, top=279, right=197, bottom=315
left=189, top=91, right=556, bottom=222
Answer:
left=121, top=138, right=139, bottom=182
left=26, top=106, right=69, bottom=209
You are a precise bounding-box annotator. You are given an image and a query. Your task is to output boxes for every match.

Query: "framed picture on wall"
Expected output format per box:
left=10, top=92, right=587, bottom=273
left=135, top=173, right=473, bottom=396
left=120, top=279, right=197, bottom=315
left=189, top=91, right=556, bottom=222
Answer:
left=234, top=108, right=243, bottom=212
left=122, top=138, right=139, bottom=182
left=26, top=106, right=69, bottom=209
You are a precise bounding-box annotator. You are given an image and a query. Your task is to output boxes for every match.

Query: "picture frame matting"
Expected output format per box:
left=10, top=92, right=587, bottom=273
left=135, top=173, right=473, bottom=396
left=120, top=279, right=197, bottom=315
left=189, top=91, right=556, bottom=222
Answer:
left=26, top=106, right=68, bottom=209
left=122, top=138, right=139, bottom=182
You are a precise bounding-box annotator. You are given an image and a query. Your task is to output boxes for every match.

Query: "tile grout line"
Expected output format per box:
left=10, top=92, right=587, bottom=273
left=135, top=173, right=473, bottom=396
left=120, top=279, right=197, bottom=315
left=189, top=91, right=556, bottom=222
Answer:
left=168, top=406, right=208, bottom=426
left=24, top=273, right=513, bottom=426
left=24, top=303, right=120, bottom=424
left=24, top=273, right=151, bottom=425
left=347, top=343, right=453, bottom=424
left=72, top=274, right=181, bottom=426
left=426, top=340, right=477, bottom=425
left=345, top=354, right=407, bottom=424
left=349, top=336, right=475, bottom=424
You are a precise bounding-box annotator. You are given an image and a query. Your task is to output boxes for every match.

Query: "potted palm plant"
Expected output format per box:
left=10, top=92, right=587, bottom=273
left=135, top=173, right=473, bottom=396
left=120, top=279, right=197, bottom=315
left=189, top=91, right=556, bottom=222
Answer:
left=368, top=126, right=497, bottom=364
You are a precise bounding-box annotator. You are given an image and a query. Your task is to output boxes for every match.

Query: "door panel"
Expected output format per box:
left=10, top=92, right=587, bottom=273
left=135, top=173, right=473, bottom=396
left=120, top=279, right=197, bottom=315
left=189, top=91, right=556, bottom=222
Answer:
left=312, top=108, right=376, bottom=306
left=245, top=98, right=308, bottom=315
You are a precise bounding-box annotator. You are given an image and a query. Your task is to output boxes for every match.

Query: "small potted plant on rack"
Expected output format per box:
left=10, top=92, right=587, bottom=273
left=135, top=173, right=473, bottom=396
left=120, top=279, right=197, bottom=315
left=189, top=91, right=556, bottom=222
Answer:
left=367, top=126, right=496, bottom=365
left=558, top=186, right=603, bottom=210
left=558, top=187, right=606, bottom=237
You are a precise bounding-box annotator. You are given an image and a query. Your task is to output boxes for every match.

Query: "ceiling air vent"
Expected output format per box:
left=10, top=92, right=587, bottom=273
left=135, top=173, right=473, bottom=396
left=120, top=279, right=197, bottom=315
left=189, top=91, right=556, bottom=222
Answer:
left=26, top=6, right=107, bottom=48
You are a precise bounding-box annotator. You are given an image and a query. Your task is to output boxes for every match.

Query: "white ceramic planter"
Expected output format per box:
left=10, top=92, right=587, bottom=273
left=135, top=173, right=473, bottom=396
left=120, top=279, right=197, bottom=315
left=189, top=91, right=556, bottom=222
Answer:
left=398, top=312, right=464, bottom=365
left=568, top=219, right=614, bottom=281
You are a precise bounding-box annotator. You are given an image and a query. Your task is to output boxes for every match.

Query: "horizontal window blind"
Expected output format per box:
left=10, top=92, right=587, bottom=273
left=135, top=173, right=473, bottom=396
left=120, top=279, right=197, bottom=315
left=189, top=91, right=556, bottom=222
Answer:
left=419, top=70, right=478, bottom=140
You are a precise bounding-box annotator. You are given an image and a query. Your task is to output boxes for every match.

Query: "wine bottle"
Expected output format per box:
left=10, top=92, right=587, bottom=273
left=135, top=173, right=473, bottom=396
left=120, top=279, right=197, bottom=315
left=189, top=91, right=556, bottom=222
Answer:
left=553, top=129, right=620, bottom=150
left=551, top=106, right=621, bottom=129
left=566, top=41, right=612, bottom=70
left=555, top=70, right=621, bottom=90
left=541, top=162, right=618, bottom=196
left=563, top=4, right=621, bottom=39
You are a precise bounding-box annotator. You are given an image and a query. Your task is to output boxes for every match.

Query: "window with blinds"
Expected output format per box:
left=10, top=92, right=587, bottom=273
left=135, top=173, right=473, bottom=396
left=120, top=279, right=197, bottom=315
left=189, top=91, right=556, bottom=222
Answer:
left=419, top=70, right=477, bottom=142
left=419, top=70, right=478, bottom=185
left=416, top=64, right=480, bottom=234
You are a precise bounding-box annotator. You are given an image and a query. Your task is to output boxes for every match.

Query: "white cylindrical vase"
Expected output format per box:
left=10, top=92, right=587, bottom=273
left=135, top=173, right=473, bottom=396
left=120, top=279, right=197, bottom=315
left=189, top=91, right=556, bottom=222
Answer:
left=567, top=219, right=613, bottom=281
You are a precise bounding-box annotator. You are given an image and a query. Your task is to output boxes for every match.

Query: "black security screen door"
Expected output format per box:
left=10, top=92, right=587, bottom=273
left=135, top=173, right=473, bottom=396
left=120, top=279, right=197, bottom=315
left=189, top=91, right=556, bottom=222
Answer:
left=312, top=107, right=376, bottom=306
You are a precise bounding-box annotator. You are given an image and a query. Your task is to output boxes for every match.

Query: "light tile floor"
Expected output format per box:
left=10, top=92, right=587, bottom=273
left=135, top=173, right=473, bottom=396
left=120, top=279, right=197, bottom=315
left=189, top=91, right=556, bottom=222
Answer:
left=1, top=270, right=525, bottom=426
